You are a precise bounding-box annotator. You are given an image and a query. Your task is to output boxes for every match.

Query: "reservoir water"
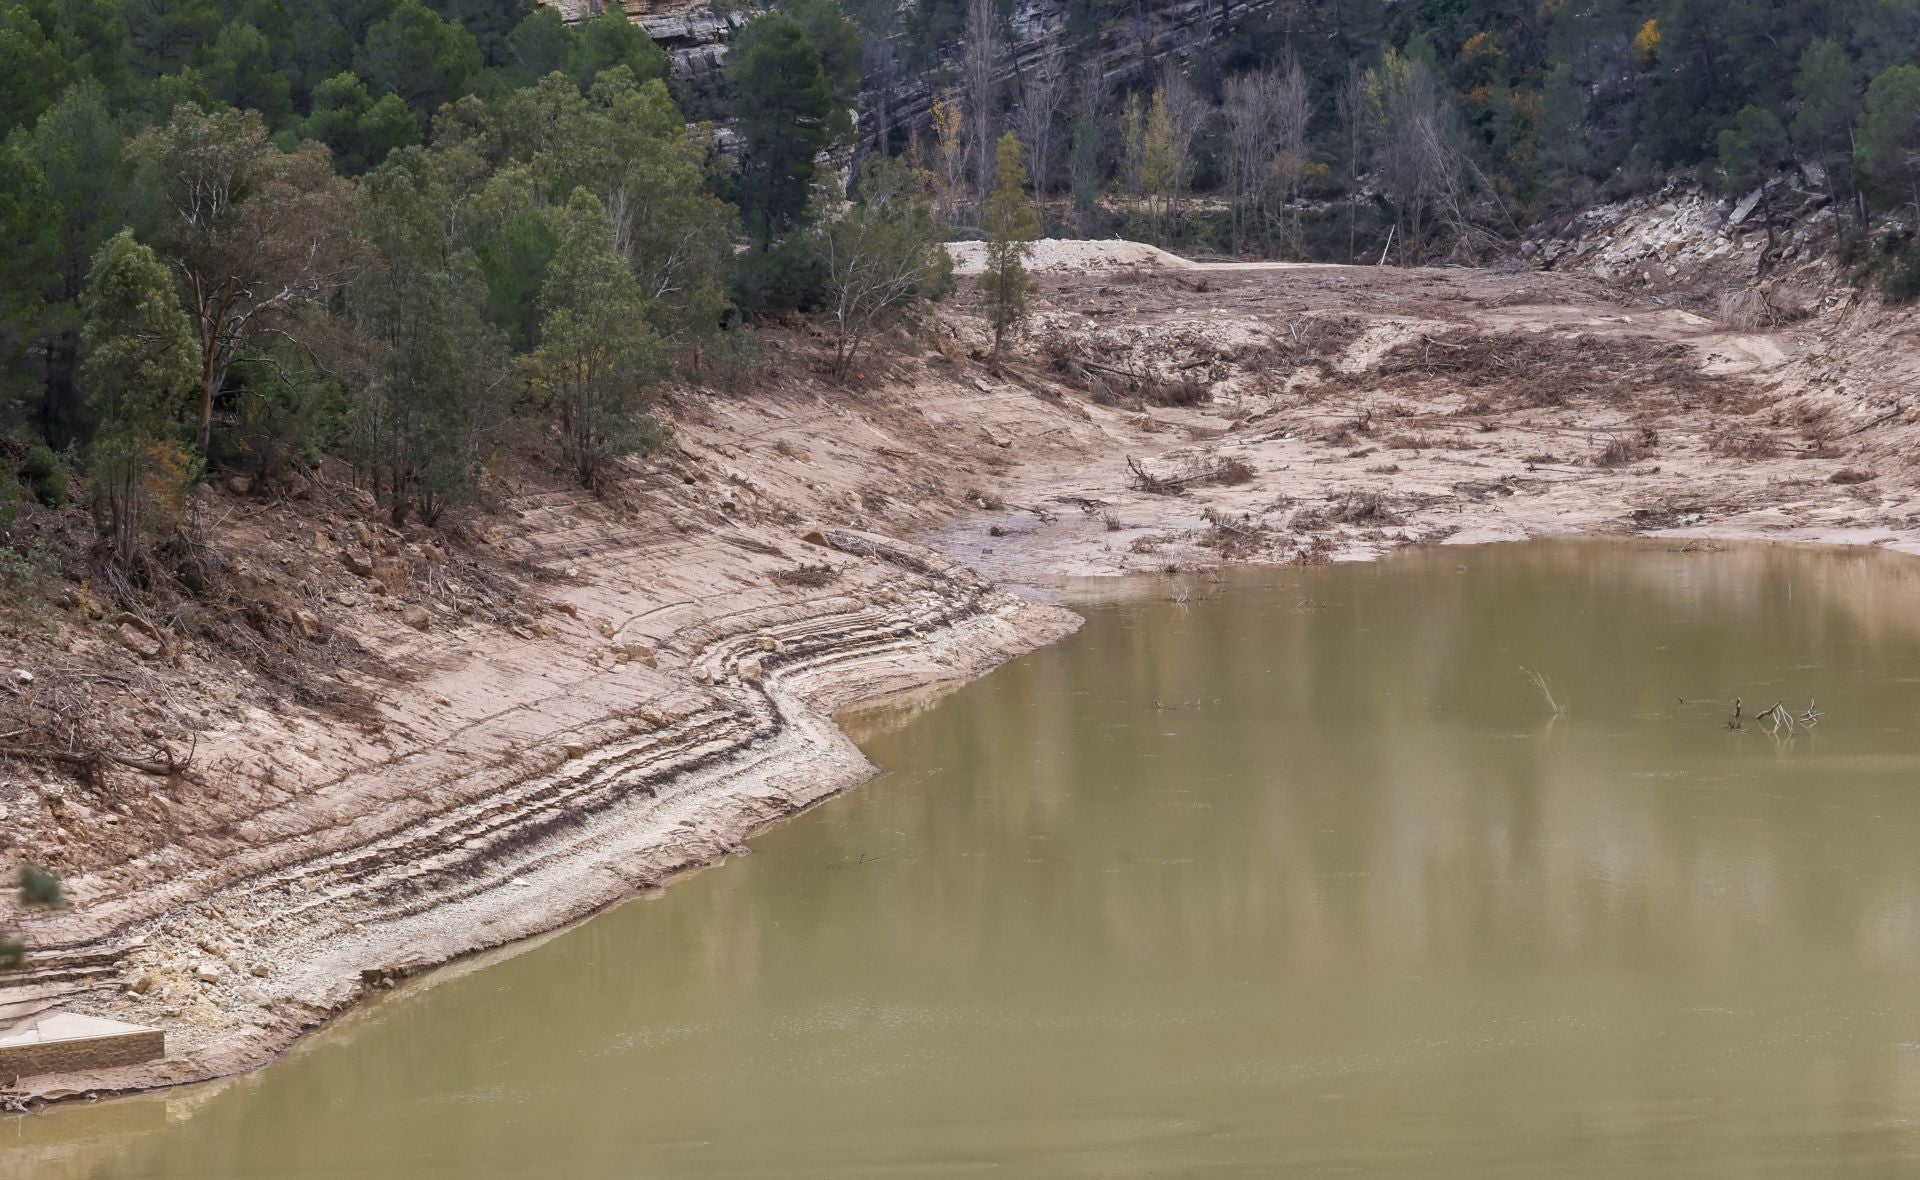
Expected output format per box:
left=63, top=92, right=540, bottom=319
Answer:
left=13, top=541, right=1920, bottom=1176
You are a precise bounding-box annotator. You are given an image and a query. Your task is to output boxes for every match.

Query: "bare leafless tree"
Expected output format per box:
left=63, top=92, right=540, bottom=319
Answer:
left=1159, top=65, right=1209, bottom=220
left=1068, top=56, right=1107, bottom=235
left=1369, top=54, right=1477, bottom=259
left=1223, top=71, right=1276, bottom=253
left=1336, top=62, right=1367, bottom=262
left=1273, top=52, right=1310, bottom=252
left=862, top=13, right=901, bottom=154
left=962, top=0, right=1002, bottom=214
left=1016, top=39, right=1067, bottom=216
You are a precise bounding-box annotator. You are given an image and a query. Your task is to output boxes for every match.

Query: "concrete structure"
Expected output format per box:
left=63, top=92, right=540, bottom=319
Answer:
left=0, top=1011, right=164, bottom=1080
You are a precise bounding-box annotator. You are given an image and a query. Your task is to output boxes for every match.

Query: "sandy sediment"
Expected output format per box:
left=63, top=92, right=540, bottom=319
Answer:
left=6, top=241, right=1919, bottom=1107
left=2, top=528, right=1076, bottom=1104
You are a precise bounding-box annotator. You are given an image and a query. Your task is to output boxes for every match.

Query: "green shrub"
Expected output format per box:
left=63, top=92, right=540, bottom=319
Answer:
left=20, top=444, right=68, bottom=506
left=733, top=237, right=827, bottom=318
left=0, top=472, right=19, bottom=538
left=220, top=350, right=345, bottom=482
left=703, top=324, right=767, bottom=392
left=1878, top=241, right=1920, bottom=303
left=0, top=539, right=60, bottom=618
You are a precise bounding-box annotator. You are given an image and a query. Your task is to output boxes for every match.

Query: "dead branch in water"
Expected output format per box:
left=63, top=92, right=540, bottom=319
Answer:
left=1756, top=699, right=1825, bottom=736
left=1520, top=666, right=1565, bottom=717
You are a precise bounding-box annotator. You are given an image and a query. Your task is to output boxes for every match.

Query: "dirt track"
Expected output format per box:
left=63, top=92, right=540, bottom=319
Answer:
left=5, top=243, right=1916, bottom=1107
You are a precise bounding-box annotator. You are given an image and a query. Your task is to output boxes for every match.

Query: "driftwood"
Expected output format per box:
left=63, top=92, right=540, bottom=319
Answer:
left=1126, top=455, right=1212, bottom=495
left=1756, top=699, right=1825, bottom=736
left=0, top=733, right=196, bottom=775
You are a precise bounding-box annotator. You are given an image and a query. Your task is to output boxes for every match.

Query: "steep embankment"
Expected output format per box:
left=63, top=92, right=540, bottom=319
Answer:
left=6, top=242, right=1918, bottom=1106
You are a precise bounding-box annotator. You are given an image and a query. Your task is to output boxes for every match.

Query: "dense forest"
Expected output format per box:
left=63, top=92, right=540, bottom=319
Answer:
left=0, top=0, right=1918, bottom=610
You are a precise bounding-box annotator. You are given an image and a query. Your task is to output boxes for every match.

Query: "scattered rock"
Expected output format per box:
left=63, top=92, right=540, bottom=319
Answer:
left=118, top=623, right=163, bottom=660
left=738, top=656, right=764, bottom=683
left=563, top=743, right=587, bottom=759
left=554, top=602, right=579, bottom=618
left=340, top=549, right=376, bottom=577
left=251, top=963, right=270, bottom=978
left=195, top=963, right=223, bottom=983
left=798, top=528, right=831, bottom=548
left=401, top=605, right=431, bottom=631
left=292, top=610, right=323, bottom=641
left=611, top=643, right=650, bottom=666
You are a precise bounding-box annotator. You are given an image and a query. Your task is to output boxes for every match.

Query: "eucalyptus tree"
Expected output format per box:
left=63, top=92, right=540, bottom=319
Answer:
left=130, top=105, right=363, bottom=453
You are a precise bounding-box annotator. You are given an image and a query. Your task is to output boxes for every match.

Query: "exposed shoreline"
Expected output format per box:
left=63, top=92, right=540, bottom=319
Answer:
left=7, top=249, right=1918, bottom=1110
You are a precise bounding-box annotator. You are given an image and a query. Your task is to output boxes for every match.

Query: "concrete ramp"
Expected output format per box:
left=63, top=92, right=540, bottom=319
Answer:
left=0, top=1011, right=164, bottom=1081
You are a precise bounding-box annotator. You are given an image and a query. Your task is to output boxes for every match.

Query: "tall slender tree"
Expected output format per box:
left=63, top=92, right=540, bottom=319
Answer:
left=130, top=105, right=362, bottom=453
left=980, top=132, right=1038, bottom=356
left=80, top=231, right=198, bottom=569
left=728, top=12, right=833, bottom=245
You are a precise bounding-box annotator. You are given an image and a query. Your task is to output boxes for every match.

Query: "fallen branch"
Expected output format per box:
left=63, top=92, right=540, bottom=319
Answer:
left=0, top=734, right=196, bottom=776
left=1126, top=455, right=1214, bottom=495
left=1842, top=407, right=1903, bottom=438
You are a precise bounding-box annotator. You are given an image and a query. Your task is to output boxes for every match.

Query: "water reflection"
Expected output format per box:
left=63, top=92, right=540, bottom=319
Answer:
left=12, top=540, right=1920, bottom=1177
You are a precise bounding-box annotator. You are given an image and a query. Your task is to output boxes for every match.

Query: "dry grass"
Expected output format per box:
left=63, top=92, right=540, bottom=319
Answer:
left=1593, top=427, right=1659, bottom=468
left=1374, top=329, right=1746, bottom=411
left=1213, top=457, right=1255, bottom=486
left=771, top=563, right=838, bottom=588
left=1290, top=491, right=1402, bottom=531
left=1709, top=431, right=1782, bottom=459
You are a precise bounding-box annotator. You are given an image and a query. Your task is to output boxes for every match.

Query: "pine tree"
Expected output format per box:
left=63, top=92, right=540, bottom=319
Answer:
left=528, top=188, right=667, bottom=486
left=980, top=132, right=1038, bottom=357
left=1857, top=64, right=1920, bottom=220
left=80, top=230, right=198, bottom=569
left=728, top=11, right=833, bottom=246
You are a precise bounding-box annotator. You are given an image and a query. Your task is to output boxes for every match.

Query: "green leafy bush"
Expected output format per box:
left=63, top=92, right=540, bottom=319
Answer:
left=1878, top=240, right=1920, bottom=302
left=20, top=444, right=67, bottom=506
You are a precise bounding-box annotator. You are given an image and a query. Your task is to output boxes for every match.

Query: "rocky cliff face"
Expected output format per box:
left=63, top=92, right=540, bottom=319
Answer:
left=543, top=0, right=1273, bottom=136
left=546, top=0, right=745, bottom=77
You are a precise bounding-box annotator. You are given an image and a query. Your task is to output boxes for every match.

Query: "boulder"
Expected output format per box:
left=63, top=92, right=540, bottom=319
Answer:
left=195, top=962, right=223, bottom=983
left=401, top=605, right=431, bottom=631
left=226, top=474, right=253, bottom=496
left=117, top=623, right=163, bottom=660
left=340, top=549, right=376, bottom=577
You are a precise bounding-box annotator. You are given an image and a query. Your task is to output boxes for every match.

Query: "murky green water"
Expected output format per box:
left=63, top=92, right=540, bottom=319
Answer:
left=15, top=541, right=1920, bottom=1177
